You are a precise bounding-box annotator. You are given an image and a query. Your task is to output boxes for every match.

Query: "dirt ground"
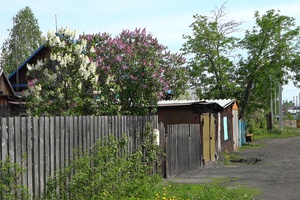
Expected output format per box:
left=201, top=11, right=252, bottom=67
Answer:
left=167, top=136, right=300, bottom=200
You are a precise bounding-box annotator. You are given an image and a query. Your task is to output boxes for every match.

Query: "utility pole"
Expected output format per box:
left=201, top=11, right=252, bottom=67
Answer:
left=270, top=75, right=273, bottom=129
left=13, top=17, right=19, bottom=92
left=279, top=83, right=283, bottom=130
left=296, top=96, right=298, bottom=108
left=55, top=12, right=58, bottom=33
left=274, top=89, right=277, bottom=120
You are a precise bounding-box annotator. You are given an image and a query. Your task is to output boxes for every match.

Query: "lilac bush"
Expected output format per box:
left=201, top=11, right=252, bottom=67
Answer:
left=26, top=27, right=187, bottom=116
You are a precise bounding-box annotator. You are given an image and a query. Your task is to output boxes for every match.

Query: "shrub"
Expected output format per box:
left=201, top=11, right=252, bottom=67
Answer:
left=42, top=123, right=163, bottom=199
left=0, top=156, right=29, bottom=200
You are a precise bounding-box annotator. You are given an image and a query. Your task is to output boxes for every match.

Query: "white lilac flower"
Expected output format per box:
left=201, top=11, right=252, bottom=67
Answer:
left=75, top=44, right=82, bottom=54
left=35, top=60, right=44, bottom=70
left=52, top=73, right=57, bottom=80
left=56, top=55, right=62, bottom=62
left=27, top=63, right=32, bottom=71
left=58, top=93, right=64, bottom=99
left=54, top=36, right=61, bottom=45
left=90, top=46, right=95, bottom=53
left=89, top=62, right=96, bottom=74
left=47, top=30, right=55, bottom=39
left=93, top=75, right=99, bottom=85
left=50, top=53, right=56, bottom=61
left=60, top=40, right=66, bottom=48
left=78, top=82, right=82, bottom=90
left=35, top=84, right=42, bottom=92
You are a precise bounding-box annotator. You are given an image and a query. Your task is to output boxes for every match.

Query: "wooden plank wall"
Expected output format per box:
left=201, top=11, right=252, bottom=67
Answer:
left=0, top=115, right=158, bottom=200
left=165, top=124, right=201, bottom=178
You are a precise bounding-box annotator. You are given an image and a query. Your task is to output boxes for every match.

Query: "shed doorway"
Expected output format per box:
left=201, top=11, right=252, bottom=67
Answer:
left=201, top=113, right=216, bottom=162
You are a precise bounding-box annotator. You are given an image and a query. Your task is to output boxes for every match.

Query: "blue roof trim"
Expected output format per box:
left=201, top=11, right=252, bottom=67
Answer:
left=11, top=83, right=28, bottom=88
left=8, top=44, right=46, bottom=79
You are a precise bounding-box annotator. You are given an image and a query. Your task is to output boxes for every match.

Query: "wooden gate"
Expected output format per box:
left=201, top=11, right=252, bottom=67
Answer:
left=201, top=113, right=216, bottom=163
left=165, top=124, right=201, bottom=178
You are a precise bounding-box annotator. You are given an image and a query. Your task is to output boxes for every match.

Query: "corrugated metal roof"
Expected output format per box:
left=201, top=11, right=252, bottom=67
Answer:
left=157, top=100, right=204, bottom=106
left=157, top=99, right=235, bottom=108
left=204, top=99, right=235, bottom=108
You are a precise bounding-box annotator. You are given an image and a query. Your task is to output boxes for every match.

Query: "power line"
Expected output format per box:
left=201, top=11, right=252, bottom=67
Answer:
left=0, top=19, right=13, bottom=30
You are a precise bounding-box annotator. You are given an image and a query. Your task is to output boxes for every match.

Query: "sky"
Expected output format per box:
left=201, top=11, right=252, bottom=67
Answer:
left=1, top=0, right=300, bottom=103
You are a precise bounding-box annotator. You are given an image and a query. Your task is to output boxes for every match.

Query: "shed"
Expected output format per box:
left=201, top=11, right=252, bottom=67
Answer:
left=156, top=99, right=238, bottom=177
left=203, top=99, right=240, bottom=153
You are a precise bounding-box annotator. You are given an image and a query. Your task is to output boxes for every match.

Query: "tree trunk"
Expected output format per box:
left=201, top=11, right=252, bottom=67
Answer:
left=239, top=78, right=253, bottom=119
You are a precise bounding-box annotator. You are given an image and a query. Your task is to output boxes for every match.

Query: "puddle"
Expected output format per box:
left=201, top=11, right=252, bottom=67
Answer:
left=230, top=157, right=261, bottom=164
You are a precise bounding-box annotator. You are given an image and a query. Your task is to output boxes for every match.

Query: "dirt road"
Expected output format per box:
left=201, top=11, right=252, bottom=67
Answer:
left=167, top=136, right=300, bottom=200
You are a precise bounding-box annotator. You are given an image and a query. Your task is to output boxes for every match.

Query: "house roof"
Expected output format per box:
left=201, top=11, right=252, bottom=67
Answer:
left=157, top=99, right=236, bottom=109
left=0, top=69, right=16, bottom=97
left=8, top=44, right=45, bottom=79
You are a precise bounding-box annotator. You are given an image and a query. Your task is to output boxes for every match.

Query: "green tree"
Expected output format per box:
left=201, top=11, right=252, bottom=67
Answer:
left=25, top=28, right=98, bottom=116
left=237, top=9, right=300, bottom=119
left=1, top=6, right=43, bottom=74
left=182, top=3, right=242, bottom=99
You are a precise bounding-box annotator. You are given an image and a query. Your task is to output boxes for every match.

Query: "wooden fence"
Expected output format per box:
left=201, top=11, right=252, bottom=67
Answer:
left=0, top=115, right=160, bottom=199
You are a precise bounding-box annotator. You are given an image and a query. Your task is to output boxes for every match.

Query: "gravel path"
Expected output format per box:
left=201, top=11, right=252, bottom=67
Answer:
left=167, top=136, right=300, bottom=200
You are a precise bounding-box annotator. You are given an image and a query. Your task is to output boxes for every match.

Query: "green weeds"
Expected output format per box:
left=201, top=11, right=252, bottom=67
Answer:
left=0, top=156, right=30, bottom=200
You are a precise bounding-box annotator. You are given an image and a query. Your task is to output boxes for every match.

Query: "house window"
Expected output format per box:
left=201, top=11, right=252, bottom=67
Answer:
left=223, top=117, right=228, bottom=140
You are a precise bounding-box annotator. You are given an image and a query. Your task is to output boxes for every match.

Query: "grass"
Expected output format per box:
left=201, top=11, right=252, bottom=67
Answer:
left=253, top=126, right=300, bottom=140
left=159, top=126, right=300, bottom=200
left=150, top=179, right=260, bottom=200
left=238, top=143, right=263, bottom=151
left=165, top=126, right=300, bottom=200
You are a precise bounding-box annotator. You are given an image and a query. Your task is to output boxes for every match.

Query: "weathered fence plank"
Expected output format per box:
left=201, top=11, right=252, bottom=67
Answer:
left=60, top=117, right=65, bottom=169
left=26, top=117, right=33, bottom=197
left=1, top=118, right=8, bottom=161
left=54, top=116, right=60, bottom=174
left=39, top=117, right=45, bottom=198
left=32, top=117, right=39, bottom=198
left=44, top=117, right=50, bottom=188
left=21, top=117, right=27, bottom=188
left=8, top=118, right=15, bottom=163
left=49, top=117, right=55, bottom=178
left=65, top=116, right=70, bottom=168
